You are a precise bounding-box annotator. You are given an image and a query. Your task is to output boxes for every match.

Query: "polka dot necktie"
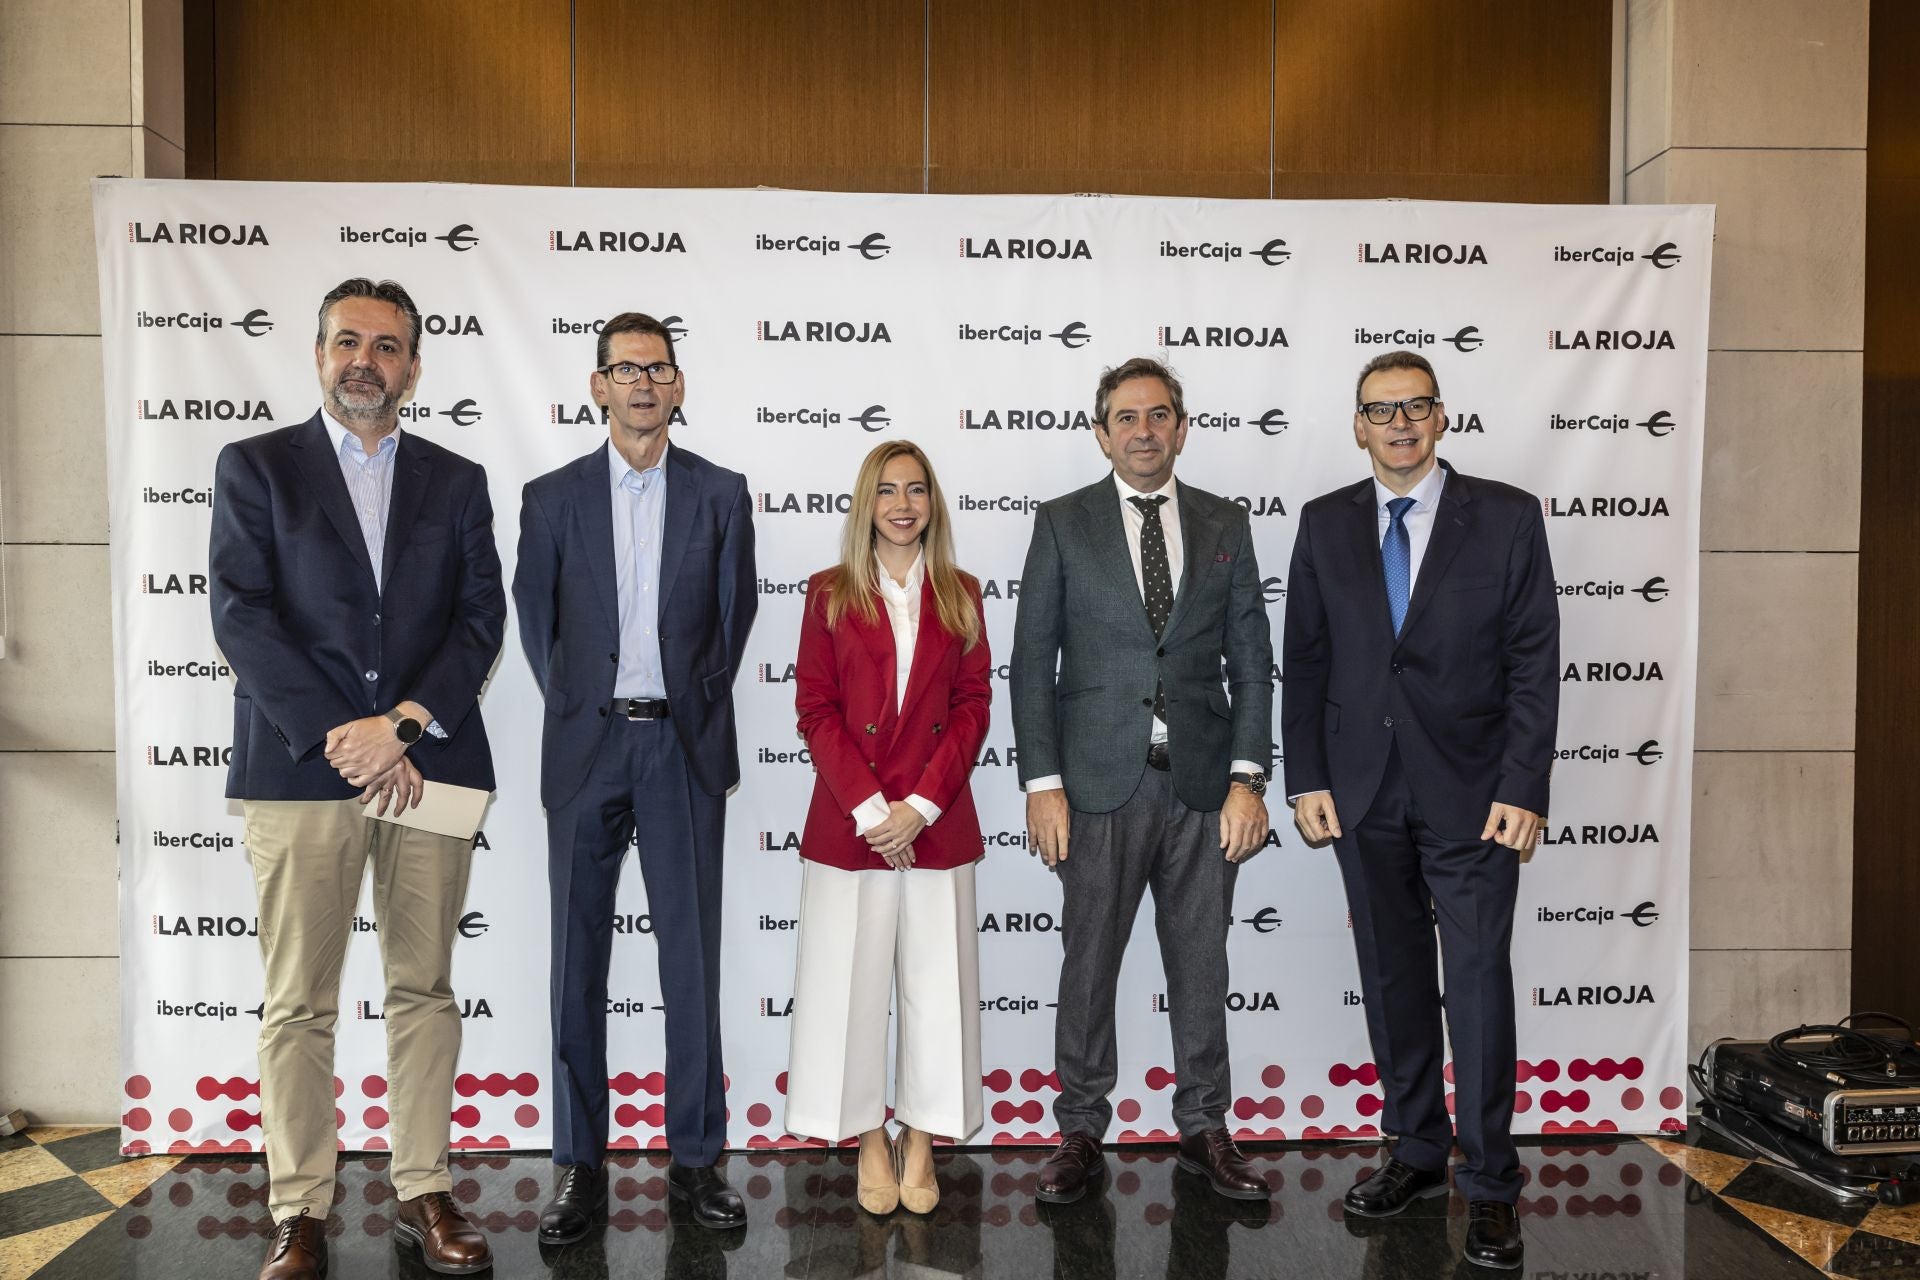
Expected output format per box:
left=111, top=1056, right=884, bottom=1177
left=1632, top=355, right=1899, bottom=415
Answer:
left=1383, top=496, right=1416, bottom=637
left=1129, top=495, right=1173, bottom=722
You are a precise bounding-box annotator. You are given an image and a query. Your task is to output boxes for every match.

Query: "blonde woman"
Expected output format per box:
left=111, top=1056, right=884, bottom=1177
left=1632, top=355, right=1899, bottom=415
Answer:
left=784, top=440, right=991, bottom=1215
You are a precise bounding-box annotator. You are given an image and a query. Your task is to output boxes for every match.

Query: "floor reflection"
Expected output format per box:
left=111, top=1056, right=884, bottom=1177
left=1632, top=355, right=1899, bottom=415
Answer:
left=18, top=1135, right=1874, bottom=1279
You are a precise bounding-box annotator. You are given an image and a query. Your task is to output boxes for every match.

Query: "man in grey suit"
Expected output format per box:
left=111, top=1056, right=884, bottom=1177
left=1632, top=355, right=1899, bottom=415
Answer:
left=1011, top=357, right=1274, bottom=1204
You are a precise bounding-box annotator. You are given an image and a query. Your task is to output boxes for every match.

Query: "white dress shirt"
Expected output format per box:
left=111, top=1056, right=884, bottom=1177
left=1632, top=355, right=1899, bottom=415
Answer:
left=1026, top=471, right=1259, bottom=794
left=1373, top=462, right=1448, bottom=598
left=851, top=550, right=942, bottom=836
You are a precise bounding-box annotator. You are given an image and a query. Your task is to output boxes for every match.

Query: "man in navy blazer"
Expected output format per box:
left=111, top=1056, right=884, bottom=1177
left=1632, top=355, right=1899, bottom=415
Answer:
left=513, top=312, right=758, bottom=1235
left=210, top=278, right=503, bottom=1280
left=1281, top=350, right=1558, bottom=1272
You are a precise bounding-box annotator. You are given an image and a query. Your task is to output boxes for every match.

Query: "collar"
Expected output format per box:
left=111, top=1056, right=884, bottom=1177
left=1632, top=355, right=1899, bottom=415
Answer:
left=876, top=548, right=926, bottom=600
left=321, top=409, right=401, bottom=460
left=1112, top=470, right=1178, bottom=509
left=608, top=438, right=671, bottom=489
left=1371, top=460, right=1446, bottom=513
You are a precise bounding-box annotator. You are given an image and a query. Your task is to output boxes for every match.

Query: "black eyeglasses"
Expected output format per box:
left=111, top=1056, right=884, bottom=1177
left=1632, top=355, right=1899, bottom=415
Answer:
left=1358, top=396, right=1438, bottom=426
left=597, top=361, right=680, bottom=386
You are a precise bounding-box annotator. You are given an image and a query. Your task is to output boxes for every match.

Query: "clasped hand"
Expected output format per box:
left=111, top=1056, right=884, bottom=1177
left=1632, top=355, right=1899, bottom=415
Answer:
left=1291, top=791, right=1542, bottom=852
left=325, top=715, right=406, bottom=788
left=864, top=801, right=926, bottom=870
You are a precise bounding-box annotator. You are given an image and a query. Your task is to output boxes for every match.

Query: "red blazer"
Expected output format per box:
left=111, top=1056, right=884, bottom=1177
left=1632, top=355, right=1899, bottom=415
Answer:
left=793, top=568, right=991, bottom=871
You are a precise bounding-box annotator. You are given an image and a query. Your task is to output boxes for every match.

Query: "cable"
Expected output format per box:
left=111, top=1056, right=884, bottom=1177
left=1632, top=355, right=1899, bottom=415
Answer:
left=1767, top=1012, right=1920, bottom=1086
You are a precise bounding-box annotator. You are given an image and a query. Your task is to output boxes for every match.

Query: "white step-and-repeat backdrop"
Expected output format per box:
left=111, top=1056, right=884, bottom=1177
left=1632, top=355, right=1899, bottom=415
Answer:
left=92, top=180, right=1710, bottom=1156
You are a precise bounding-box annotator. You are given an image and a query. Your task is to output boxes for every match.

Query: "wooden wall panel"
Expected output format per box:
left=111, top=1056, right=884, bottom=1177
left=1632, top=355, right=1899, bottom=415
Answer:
left=574, top=0, right=923, bottom=193
left=928, top=0, right=1272, bottom=197
left=1853, top=0, right=1920, bottom=1017
left=209, top=0, right=570, bottom=184
left=1271, top=0, right=1611, bottom=203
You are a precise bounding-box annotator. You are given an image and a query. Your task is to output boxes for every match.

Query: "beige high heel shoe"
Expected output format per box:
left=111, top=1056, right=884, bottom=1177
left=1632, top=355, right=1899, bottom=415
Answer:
left=856, top=1129, right=900, bottom=1216
left=897, top=1126, right=939, bottom=1215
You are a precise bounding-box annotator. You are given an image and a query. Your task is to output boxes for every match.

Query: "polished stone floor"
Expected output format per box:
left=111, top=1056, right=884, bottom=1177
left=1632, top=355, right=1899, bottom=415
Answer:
left=3, top=1124, right=1919, bottom=1278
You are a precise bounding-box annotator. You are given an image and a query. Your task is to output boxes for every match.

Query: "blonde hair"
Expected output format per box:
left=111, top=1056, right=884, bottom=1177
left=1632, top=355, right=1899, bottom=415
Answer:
left=821, top=440, right=981, bottom=651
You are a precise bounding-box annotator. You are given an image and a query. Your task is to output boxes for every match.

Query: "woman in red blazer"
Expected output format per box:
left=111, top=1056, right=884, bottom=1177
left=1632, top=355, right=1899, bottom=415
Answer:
left=783, top=440, right=991, bottom=1217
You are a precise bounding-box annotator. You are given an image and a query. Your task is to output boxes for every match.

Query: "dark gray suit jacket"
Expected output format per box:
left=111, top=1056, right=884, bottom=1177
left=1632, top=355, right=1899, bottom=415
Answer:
left=1010, top=474, right=1274, bottom=814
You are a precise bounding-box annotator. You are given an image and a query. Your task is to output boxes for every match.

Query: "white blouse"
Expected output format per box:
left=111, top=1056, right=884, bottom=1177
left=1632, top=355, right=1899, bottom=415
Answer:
left=851, top=550, right=943, bottom=836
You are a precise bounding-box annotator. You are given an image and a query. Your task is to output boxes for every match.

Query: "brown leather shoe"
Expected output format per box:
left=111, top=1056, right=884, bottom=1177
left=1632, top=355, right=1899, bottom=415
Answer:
left=1036, top=1132, right=1106, bottom=1204
left=1176, top=1127, right=1271, bottom=1200
left=394, top=1190, right=492, bottom=1275
left=259, top=1208, right=327, bottom=1280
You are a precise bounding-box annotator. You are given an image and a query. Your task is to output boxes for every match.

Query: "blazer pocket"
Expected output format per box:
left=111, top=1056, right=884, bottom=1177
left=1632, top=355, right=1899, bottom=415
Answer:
left=1446, top=575, right=1499, bottom=593
left=1206, top=686, right=1232, bottom=720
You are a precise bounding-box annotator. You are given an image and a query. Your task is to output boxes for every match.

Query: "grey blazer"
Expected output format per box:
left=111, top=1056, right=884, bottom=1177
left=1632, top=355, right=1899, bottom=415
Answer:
left=1010, top=475, right=1274, bottom=814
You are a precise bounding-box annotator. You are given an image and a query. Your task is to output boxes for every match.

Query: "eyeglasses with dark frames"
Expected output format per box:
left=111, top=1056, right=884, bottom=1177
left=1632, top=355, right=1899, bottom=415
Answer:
left=1358, top=396, right=1439, bottom=426
left=596, top=361, right=680, bottom=386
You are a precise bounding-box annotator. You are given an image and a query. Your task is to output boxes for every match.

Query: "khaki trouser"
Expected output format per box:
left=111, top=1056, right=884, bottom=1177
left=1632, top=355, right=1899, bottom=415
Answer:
left=242, top=799, right=474, bottom=1222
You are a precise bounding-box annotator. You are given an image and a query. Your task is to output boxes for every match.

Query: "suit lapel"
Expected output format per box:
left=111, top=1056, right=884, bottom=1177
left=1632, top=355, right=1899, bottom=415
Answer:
left=1395, top=464, right=1473, bottom=646
left=288, top=415, right=377, bottom=588
left=1077, top=480, right=1157, bottom=641
left=1161, top=484, right=1221, bottom=642
left=1338, top=480, right=1394, bottom=641
left=380, top=434, right=432, bottom=595
left=656, top=447, right=700, bottom=622
left=574, top=445, right=619, bottom=634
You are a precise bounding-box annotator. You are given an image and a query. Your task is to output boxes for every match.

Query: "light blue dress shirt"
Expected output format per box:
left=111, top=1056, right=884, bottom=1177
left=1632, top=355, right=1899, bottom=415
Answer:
left=609, top=441, right=669, bottom=700
left=320, top=411, right=445, bottom=738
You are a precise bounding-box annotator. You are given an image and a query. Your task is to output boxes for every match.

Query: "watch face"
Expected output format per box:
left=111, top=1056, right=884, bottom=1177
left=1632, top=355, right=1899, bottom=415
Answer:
left=395, top=718, right=422, bottom=744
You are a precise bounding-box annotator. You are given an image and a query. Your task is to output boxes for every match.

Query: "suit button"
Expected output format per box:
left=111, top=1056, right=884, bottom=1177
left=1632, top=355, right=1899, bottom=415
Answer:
left=932, top=723, right=942, bottom=734
left=1156, top=647, right=1165, bottom=657
left=372, top=614, right=381, bottom=627
left=865, top=724, right=877, bottom=734
left=869, top=762, right=877, bottom=770
left=1383, top=716, right=1395, bottom=728
left=597, top=707, right=607, bottom=717
left=609, top=653, right=618, bottom=663
left=1391, top=663, right=1404, bottom=675
left=1142, top=698, right=1153, bottom=707
left=364, top=670, right=378, bottom=682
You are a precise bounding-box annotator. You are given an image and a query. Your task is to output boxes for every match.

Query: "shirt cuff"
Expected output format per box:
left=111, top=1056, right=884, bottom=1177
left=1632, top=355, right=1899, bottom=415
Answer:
left=1024, top=775, right=1065, bottom=793
left=425, top=719, right=447, bottom=740
left=851, top=793, right=890, bottom=835
left=905, top=794, right=941, bottom=826
left=1230, top=759, right=1261, bottom=780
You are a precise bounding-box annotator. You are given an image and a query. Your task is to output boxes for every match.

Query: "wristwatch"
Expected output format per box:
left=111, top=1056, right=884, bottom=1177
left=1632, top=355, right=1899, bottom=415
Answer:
left=1229, top=770, right=1268, bottom=797
left=385, top=708, right=423, bottom=745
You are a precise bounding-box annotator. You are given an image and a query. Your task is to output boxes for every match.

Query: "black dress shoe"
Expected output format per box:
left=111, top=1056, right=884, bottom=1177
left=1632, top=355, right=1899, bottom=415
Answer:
left=1343, top=1157, right=1449, bottom=1217
left=1175, top=1127, right=1271, bottom=1200
left=667, top=1160, right=747, bottom=1230
left=1035, top=1133, right=1106, bottom=1204
left=538, top=1163, right=607, bottom=1245
left=1464, top=1200, right=1523, bottom=1269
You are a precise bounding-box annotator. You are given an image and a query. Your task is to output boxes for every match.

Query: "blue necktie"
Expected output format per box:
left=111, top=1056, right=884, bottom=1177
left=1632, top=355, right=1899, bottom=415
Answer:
left=1383, top=497, right=1415, bottom=637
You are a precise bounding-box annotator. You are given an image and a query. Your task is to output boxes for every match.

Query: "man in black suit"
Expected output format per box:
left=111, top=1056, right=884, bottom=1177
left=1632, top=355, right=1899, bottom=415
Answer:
left=210, top=278, right=503, bottom=1280
left=513, top=312, right=758, bottom=1236
left=1281, top=350, right=1559, bottom=1271
left=1011, top=357, right=1274, bottom=1206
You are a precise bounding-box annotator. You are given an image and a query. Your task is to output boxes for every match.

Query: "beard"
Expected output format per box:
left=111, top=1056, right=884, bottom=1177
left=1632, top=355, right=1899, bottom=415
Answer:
left=327, top=367, right=401, bottom=422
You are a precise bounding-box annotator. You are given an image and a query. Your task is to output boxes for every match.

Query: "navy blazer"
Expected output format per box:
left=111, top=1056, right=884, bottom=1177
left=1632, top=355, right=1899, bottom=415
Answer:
left=1280, top=460, right=1560, bottom=839
left=512, top=442, right=757, bottom=810
left=208, top=414, right=506, bottom=801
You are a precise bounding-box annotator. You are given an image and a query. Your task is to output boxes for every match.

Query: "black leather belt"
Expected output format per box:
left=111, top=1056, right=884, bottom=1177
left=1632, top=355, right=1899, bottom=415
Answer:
left=1146, top=741, right=1172, bottom=771
left=611, top=698, right=670, bottom=720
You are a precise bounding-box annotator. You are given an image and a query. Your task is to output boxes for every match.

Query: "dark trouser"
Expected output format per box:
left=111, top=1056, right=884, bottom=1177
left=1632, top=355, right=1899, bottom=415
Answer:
left=1332, top=742, right=1521, bottom=1203
left=547, top=716, right=728, bottom=1168
left=1052, top=762, right=1236, bottom=1140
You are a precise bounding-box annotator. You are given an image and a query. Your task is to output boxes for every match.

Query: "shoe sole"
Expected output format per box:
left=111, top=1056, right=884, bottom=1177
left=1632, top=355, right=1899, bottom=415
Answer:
left=666, top=1179, right=747, bottom=1230
left=1342, top=1179, right=1451, bottom=1218
left=391, top=1220, right=493, bottom=1275
left=1465, top=1248, right=1525, bottom=1271
left=1034, top=1161, right=1106, bottom=1205
left=1173, top=1154, right=1273, bottom=1201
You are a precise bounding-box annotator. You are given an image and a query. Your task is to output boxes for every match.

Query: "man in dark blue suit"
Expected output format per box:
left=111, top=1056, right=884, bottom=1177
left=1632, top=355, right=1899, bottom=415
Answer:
left=210, top=278, right=503, bottom=1280
left=513, top=312, right=758, bottom=1236
left=1281, top=350, right=1559, bottom=1272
